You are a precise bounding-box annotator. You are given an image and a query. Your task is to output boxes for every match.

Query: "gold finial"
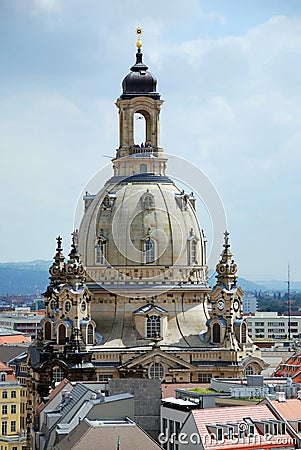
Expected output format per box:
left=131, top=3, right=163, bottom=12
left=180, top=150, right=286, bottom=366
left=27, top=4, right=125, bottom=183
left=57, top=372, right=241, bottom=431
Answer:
left=136, top=27, right=142, bottom=49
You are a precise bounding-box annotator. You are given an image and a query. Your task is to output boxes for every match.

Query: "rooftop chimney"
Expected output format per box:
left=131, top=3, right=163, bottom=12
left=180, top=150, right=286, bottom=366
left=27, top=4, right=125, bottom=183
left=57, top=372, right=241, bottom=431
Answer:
left=276, top=391, right=286, bottom=402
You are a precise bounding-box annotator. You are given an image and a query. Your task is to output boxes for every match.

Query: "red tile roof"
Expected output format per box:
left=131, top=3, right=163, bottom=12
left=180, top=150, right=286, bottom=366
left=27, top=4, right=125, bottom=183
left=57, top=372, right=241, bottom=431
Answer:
left=273, top=352, right=301, bottom=382
left=191, top=404, right=294, bottom=449
left=271, top=398, right=301, bottom=421
left=0, top=335, right=30, bottom=344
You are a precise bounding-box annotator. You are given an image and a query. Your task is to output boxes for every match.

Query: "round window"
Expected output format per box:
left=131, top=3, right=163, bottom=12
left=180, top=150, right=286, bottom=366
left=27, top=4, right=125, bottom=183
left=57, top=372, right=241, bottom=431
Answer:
left=65, top=300, right=72, bottom=313
left=49, top=299, right=56, bottom=310
left=149, top=362, right=164, bottom=381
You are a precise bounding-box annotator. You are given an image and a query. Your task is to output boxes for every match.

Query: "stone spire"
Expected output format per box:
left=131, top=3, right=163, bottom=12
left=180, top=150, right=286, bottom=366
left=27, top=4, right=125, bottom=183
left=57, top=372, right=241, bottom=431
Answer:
left=65, top=230, right=86, bottom=288
left=215, top=231, right=238, bottom=290
left=48, top=236, right=66, bottom=287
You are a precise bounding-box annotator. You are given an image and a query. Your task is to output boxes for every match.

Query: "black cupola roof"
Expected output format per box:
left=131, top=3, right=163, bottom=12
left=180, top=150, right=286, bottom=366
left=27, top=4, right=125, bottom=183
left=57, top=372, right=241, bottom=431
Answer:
left=120, top=48, right=160, bottom=100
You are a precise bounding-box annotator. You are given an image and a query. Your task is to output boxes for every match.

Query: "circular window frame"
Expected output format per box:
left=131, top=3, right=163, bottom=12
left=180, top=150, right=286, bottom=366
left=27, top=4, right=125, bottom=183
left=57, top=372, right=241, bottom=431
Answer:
left=64, top=300, right=72, bottom=313
left=148, top=362, right=165, bottom=381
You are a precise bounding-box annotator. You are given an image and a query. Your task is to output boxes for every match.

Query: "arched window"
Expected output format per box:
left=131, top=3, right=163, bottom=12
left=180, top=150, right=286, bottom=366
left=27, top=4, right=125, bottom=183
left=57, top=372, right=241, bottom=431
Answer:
left=241, top=322, right=247, bottom=344
left=58, top=324, right=66, bottom=345
left=146, top=315, right=161, bottom=338
left=140, top=164, right=147, bottom=173
left=96, top=238, right=106, bottom=264
left=143, top=195, right=154, bottom=209
left=134, top=112, right=146, bottom=145
left=0, top=373, right=6, bottom=382
left=44, top=322, right=51, bottom=340
left=52, top=366, right=64, bottom=383
left=212, top=323, right=221, bottom=344
left=149, top=362, right=164, bottom=380
left=144, top=238, right=155, bottom=263
left=87, top=324, right=94, bottom=345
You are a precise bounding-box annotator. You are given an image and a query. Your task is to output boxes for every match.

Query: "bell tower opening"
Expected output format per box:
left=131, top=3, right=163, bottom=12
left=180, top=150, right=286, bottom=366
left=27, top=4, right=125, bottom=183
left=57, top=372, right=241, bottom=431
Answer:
left=134, top=112, right=146, bottom=145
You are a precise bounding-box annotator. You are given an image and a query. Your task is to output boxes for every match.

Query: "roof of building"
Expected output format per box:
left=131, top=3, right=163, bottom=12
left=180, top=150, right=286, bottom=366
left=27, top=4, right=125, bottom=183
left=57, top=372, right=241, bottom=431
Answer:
left=55, top=417, right=161, bottom=450
left=273, top=352, right=301, bottom=382
left=0, top=360, right=17, bottom=382
left=0, top=334, right=30, bottom=344
left=190, top=404, right=293, bottom=449
left=271, top=398, right=301, bottom=421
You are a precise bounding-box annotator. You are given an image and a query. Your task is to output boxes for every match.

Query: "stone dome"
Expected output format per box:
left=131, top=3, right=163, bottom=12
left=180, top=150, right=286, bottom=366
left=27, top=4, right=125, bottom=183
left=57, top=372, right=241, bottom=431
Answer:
left=120, top=50, right=160, bottom=100
left=78, top=171, right=207, bottom=284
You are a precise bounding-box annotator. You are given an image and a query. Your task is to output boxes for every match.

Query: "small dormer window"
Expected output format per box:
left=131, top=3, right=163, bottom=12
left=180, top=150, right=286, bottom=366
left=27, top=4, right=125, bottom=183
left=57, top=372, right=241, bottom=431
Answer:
left=141, top=192, right=154, bottom=209
left=146, top=315, right=161, bottom=338
left=228, top=426, right=234, bottom=440
left=188, top=230, right=199, bottom=265
left=0, top=373, right=6, bottom=382
left=96, top=235, right=107, bottom=265
left=217, top=427, right=223, bottom=442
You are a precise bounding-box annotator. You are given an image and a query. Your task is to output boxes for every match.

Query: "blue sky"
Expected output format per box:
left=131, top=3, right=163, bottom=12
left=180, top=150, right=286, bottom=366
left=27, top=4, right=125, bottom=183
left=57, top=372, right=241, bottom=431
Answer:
left=1, top=0, right=301, bottom=281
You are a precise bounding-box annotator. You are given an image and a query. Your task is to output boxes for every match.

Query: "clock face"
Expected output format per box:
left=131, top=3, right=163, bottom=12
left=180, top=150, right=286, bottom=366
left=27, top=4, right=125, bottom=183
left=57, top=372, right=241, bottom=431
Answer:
left=233, top=299, right=240, bottom=312
left=217, top=299, right=224, bottom=311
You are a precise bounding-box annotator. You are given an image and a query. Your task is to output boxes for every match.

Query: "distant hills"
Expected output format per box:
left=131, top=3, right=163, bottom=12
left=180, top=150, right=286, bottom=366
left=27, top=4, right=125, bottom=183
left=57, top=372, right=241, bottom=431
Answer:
left=0, top=260, right=299, bottom=296
left=0, top=261, right=51, bottom=296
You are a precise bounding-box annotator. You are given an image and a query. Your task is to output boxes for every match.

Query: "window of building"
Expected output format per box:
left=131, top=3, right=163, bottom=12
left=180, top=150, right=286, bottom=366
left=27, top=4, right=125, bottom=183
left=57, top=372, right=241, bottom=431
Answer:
left=11, top=405, right=16, bottom=414
left=44, top=321, right=51, bottom=340
left=264, top=423, right=269, bottom=435
left=98, top=374, right=112, bottom=382
left=212, top=323, right=221, bottom=344
left=2, top=391, right=7, bottom=399
left=149, top=362, right=164, bottom=380
left=248, top=424, right=255, bottom=437
left=189, top=240, right=197, bottom=265
left=228, top=427, right=234, bottom=440
left=272, top=423, right=278, bottom=435
left=140, top=164, right=147, bottom=174
left=52, top=367, right=64, bottom=383
left=11, top=391, right=16, bottom=399
left=281, top=422, right=286, bottom=434
left=96, top=238, right=106, bottom=264
left=10, top=420, right=16, bottom=433
left=146, top=315, right=161, bottom=338
left=241, top=322, right=247, bottom=343
left=144, top=238, right=155, bottom=263
left=198, top=372, right=212, bottom=383
left=2, top=420, right=7, bottom=435
left=217, top=427, right=223, bottom=442
left=0, top=373, right=6, bottom=382
left=245, top=365, right=255, bottom=376
left=12, top=447, right=18, bottom=450
left=87, top=324, right=94, bottom=345
left=58, top=324, right=66, bottom=345
left=2, top=405, right=7, bottom=415
left=64, top=300, right=71, bottom=313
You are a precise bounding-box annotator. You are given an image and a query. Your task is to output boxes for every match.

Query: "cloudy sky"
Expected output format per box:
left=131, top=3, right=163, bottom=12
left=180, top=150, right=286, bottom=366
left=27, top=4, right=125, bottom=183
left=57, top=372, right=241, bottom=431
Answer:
left=1, top=0, right=301, bottom=281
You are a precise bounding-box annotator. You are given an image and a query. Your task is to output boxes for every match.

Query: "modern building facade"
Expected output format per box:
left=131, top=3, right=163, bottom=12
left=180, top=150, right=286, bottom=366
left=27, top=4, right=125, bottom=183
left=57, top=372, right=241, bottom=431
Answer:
left=26, top=31, right=265, bottom=446
left=246, top=312, right=301, bottom=340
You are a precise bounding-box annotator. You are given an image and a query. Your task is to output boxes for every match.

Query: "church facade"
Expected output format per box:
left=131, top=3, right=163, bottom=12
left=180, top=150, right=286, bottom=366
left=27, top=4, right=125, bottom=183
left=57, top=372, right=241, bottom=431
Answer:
left=26, top=31, right=265, bottom=425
